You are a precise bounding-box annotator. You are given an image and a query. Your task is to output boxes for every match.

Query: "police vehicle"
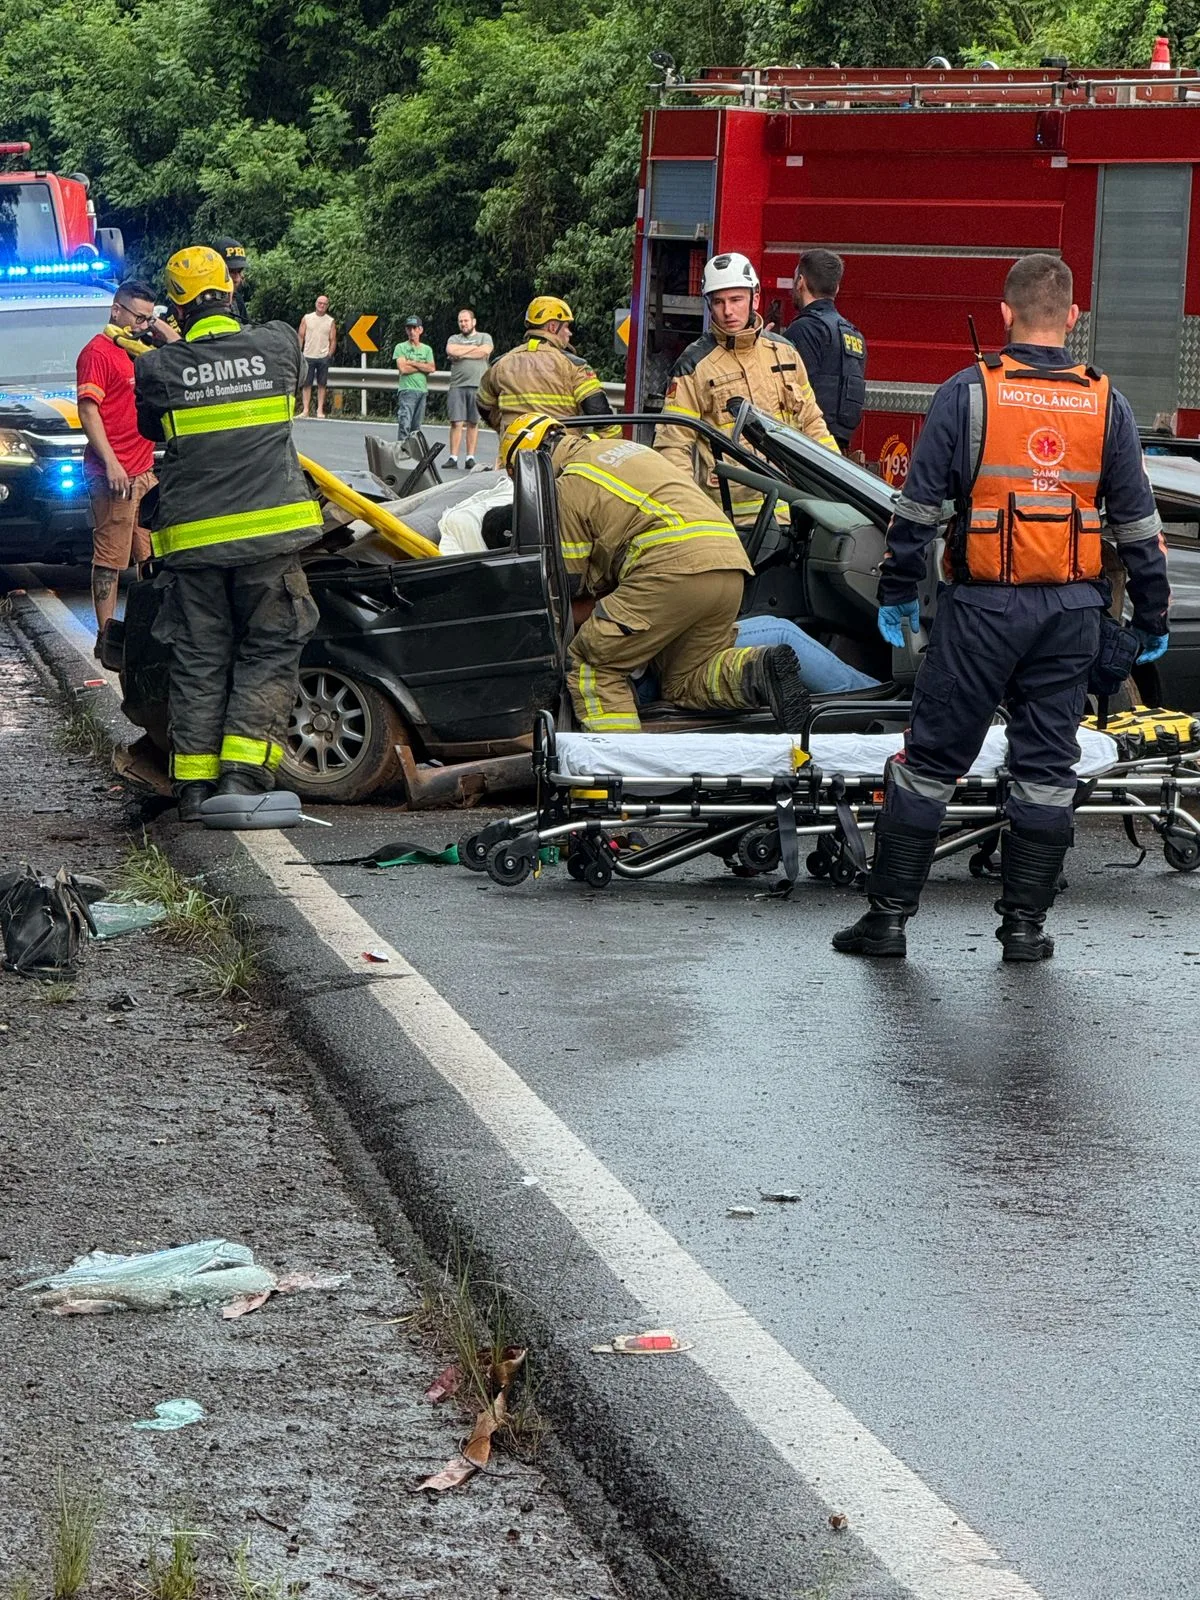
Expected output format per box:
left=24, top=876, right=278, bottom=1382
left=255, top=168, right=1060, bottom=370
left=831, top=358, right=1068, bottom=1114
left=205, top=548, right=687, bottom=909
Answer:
left=0, top=270, right=114, bottom=564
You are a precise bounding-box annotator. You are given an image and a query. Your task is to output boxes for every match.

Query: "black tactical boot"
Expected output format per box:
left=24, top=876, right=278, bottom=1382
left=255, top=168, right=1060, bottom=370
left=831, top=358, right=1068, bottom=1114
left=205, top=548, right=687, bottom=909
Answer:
left=832, top=814, right=940, bottom=958
left=175, top=782, right=216, bottom=822
left=995, top=826, right=1069, bottom=963
left=216, top=770, right=266, bottom=797
left=747, top=645, right=812, bottom=732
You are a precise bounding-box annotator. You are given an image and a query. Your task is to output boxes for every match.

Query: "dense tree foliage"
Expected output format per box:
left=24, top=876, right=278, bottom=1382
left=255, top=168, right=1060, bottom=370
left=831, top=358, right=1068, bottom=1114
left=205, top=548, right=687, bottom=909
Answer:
left=0, top=0, right=1184, bottom=373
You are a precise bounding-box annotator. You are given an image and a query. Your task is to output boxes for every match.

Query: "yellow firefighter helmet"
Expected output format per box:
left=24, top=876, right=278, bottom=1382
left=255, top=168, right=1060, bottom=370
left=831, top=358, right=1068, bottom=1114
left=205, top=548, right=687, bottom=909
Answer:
left=164, top=245, right=233, bottom=307
left=525, top=295, right=574, bottom=327
left=499, top=413, right=564, bottom=473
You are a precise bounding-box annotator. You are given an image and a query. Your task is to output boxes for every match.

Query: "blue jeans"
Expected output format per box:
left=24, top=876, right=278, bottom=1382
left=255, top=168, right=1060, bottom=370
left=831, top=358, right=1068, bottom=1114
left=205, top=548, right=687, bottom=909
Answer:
left=734, top=614, right=879, bottom=693
left=635, top=613, right=878, bottom=704
left=396, top=391, right=427, bottom=438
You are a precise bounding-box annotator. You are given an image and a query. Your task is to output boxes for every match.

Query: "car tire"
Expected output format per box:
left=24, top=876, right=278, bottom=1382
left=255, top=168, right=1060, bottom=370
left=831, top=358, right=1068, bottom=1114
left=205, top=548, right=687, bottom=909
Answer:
left=278, top=667, right=407, bottom=804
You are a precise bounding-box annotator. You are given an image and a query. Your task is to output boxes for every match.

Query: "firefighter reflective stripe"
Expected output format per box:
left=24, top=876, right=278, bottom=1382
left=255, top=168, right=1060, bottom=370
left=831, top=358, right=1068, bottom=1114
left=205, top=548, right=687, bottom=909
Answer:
left=185, top=315, right=242, bottom=342
left=621, top=521, right=739, bottom=575
left=152, top=499, right=322, bottom=557
left=707, top=645, right=755, bottom=702
left=661, top=401, right=702, bottom=420
left=220, top=734, right=283, bottom=767
left=495, top=390, right=581, bottom=410
left=172, top=752, right=220, bottom=780
left=561, top=540, right=594, bottom=561
left=574, top=374, right=605, bottom=400
left=163, top=393, right=295, bottom=439
left=575, top=664, right=641, bottom=731
left=563, top=461, right=684, bottom=525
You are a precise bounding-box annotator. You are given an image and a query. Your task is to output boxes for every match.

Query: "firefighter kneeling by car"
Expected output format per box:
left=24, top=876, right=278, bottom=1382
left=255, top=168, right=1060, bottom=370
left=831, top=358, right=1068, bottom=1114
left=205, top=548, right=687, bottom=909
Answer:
left=134, top=246, right=322, bottom=828
left=501, top=413, right=811, bottom=733
left=834, top=253, right=1170, bottom=963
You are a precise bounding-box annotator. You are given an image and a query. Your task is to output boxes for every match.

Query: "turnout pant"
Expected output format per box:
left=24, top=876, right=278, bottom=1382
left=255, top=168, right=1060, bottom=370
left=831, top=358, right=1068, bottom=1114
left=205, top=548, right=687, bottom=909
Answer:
left=152, top=553, right=319, bottom=790
left=885, top=584, right=1103, bottom=839
left=567, top=568, right=755, bottom=732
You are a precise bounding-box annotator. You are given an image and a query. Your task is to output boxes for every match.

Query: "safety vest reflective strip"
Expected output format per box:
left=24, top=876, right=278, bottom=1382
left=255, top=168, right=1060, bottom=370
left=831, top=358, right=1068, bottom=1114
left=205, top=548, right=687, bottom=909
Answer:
left=162, top=393, right=296, bottom=439
left=152, top=498, right=322, bottom=557
left=220, top=734, right=283, bottom=768
left=172, top=752, right=220, bottom=780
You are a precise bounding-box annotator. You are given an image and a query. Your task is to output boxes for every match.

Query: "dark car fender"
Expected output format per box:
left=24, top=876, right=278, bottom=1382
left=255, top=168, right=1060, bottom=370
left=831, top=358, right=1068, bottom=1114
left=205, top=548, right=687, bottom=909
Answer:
left=300, top=637, right=432, bottom=747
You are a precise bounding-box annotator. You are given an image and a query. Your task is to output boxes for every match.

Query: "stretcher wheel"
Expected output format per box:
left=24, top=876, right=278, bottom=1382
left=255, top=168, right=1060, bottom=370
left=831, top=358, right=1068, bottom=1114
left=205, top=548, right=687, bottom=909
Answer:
left=566, top=850, right=588, bottom=882
left=486, top=844, right=533, bottom=886
left=806, top=851, right=830, bottom=879
left=737, top=826, right=782, bottom=874
left=459, top=833, right=490, bottom=872
left=583, top=858, right=612, bottom=889
left=830, top=859, right=859, bottom=887
left=1163, top=829, right=1200, bottom=872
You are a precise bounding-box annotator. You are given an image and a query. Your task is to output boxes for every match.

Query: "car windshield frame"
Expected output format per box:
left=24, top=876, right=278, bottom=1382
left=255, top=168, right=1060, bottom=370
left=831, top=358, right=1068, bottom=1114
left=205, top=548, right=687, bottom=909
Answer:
left=0, top=303, right=106, bottom=386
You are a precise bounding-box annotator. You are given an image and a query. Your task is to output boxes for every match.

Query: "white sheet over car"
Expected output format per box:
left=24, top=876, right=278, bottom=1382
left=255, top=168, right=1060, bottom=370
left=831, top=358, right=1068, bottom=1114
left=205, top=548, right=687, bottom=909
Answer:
left=554, top=726, right=1120, bottom=785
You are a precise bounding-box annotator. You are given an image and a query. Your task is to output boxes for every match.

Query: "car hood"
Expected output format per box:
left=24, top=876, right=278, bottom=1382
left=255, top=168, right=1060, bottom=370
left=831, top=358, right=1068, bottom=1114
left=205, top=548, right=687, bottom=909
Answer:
left=0, top=384, right=81, bottom=434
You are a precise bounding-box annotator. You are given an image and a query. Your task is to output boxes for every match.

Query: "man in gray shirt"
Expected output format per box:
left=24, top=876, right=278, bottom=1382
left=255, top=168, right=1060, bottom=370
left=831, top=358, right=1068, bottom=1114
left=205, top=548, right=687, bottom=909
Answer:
left=445, top=307, right=493, bottom=470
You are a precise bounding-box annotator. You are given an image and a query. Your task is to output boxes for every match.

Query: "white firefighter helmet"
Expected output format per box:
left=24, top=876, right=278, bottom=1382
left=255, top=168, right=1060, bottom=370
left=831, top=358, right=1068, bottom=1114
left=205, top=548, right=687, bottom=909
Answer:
left=701, top=251, right=760, bottom=297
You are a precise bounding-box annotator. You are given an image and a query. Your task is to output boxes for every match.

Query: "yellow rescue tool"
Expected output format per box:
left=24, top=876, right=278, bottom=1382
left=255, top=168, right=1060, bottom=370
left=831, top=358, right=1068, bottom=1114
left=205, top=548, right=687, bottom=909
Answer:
left=298, top=453, right=440, bottom=560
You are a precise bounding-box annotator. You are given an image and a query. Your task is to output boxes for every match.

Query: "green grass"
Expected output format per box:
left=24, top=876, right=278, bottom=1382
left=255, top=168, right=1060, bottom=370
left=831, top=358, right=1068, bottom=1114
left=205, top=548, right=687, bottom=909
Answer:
left=226, top=1539, right=301, bottom=1599
left=119, top=838, right=258, bottom=1000
left=8, top=1576, right=35, bottom=1600
left=145, top=1527, right=202, bottom=1600
left=56, top=694, right=114, bottom=764
left=37, top=979, right=77, bottom=1005
left=49, top=1470, right=102, bottom=1598
left=417, top=1235, right=545, bottom=1453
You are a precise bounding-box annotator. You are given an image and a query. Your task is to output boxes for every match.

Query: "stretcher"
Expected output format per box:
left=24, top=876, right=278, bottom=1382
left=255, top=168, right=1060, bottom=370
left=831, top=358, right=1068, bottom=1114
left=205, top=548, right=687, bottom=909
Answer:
left=458, top=705, right=1200, bottom=888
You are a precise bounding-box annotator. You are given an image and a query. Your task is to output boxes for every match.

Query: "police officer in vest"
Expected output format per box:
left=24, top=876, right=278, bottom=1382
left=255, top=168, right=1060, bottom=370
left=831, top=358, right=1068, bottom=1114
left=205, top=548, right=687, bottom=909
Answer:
left=135, top=246, right=322, bottom=827
left=784, top=249, right=866, bottom=452
left=834, top=253, right=1169, bottom=962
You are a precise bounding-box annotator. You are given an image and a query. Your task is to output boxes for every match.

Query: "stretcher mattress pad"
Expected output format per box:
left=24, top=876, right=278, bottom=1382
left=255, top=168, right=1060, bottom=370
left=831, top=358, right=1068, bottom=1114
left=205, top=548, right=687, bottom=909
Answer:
left=554, top=726, right=1120, bottom=785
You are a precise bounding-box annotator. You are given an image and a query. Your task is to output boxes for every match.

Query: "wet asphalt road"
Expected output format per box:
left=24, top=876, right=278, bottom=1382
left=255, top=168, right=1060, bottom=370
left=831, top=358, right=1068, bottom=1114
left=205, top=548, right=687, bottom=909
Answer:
left=25, top=420, right=1200, bottom=1597
left=269, top=806, right=1200, bottom=1600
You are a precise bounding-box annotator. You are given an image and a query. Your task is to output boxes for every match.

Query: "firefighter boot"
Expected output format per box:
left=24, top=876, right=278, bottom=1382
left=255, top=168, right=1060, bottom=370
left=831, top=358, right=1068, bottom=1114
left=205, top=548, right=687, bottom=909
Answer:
left=217, top=770, right=268, bottom=797
left=994, top=826, right=1069, bottom=962
left=832, top=815, right=940, bottom=957
left=745, top=645, right=812, bottom=732
left=175, top=782, right=216, bottom=823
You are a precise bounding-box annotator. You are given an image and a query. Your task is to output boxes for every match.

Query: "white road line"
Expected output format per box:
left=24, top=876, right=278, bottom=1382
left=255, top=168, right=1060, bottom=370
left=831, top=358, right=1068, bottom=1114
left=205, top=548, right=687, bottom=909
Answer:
left=21, top=580, right=1045, bottom=1600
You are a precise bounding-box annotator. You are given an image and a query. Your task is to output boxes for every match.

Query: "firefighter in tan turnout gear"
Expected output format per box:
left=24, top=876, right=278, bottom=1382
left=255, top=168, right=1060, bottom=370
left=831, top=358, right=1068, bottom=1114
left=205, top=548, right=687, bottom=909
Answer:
left=656, top=253, right=838, bottom=518
left=478, top=296, right=617, bottom=434
left=501, top=414, right=812, bottom=734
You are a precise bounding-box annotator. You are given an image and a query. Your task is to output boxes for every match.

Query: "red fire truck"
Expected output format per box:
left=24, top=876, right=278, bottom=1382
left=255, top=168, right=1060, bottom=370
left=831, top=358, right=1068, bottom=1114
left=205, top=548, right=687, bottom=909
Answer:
left=0, top=141, right=123, bottom=273
left=626, top=64, right=1200, bottom=485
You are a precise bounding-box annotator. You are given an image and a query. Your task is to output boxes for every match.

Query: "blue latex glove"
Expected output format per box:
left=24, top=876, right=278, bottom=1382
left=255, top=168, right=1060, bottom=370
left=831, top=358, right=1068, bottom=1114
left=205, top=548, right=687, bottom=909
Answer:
left=1133, top=629, right=1169, bottom=664
left=877, top=600, right=920, bottom=649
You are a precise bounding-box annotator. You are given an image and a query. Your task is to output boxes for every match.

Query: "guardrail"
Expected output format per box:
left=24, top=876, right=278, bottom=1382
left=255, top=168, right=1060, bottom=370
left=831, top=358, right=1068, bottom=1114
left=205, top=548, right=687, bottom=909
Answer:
left=327, top=366, right=627, bottom=410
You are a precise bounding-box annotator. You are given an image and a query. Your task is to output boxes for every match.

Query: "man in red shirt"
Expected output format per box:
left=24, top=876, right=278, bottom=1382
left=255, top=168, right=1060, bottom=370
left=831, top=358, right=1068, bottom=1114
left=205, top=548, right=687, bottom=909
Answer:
left=76, top=279, right=178, bottom=640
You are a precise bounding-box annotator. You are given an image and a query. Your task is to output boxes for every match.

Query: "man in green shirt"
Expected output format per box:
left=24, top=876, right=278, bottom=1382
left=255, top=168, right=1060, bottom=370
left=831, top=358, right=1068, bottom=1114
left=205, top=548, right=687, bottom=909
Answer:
left=393, top=316, right=435, bottom=438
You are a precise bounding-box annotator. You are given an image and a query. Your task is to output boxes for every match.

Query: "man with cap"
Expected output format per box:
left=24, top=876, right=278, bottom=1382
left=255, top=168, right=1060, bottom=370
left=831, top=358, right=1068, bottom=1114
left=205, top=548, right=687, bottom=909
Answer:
left=392, top=316, right=436, bottom=438
left=212, top=237, right=249, bottom=322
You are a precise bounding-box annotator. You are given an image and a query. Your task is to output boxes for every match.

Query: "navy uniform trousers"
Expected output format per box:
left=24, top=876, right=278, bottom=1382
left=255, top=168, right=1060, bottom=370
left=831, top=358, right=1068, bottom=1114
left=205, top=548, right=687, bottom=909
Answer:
left=886, top=583, right=1103, bottom=840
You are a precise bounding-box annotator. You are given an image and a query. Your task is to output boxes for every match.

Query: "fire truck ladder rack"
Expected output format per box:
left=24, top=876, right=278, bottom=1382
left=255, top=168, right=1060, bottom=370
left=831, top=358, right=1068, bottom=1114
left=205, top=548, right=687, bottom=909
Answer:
left=657, top=67, right=1200, bottom=111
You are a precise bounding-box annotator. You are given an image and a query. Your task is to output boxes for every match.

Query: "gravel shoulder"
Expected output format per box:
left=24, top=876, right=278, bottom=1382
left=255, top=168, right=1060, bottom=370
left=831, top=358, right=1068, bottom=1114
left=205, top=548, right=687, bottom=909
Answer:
left=0, top=619, right=623, bottom=1599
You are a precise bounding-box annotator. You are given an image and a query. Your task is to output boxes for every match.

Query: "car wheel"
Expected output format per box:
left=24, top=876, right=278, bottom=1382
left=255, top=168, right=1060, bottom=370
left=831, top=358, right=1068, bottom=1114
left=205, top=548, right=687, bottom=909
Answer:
left=278, top=668, right=406, bottom=803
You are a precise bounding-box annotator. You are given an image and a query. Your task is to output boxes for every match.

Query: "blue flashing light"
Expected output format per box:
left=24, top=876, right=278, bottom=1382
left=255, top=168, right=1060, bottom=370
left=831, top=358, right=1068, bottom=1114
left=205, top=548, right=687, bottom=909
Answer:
left=2, top=259, right=113, bottom=281
left=54, top=459, right=83, bottom=495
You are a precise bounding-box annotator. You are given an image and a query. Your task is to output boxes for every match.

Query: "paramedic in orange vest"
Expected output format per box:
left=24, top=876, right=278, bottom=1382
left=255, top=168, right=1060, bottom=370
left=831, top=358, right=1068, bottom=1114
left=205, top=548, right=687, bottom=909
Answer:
left=834, top=253, right=1170, bottom=963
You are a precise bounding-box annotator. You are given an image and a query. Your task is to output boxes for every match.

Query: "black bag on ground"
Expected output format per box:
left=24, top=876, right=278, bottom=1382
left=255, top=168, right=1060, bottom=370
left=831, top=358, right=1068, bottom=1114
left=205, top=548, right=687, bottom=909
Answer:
left=0, top=865, right=97, bottom=977
left=1089, top=616, right=1140, bottom=699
